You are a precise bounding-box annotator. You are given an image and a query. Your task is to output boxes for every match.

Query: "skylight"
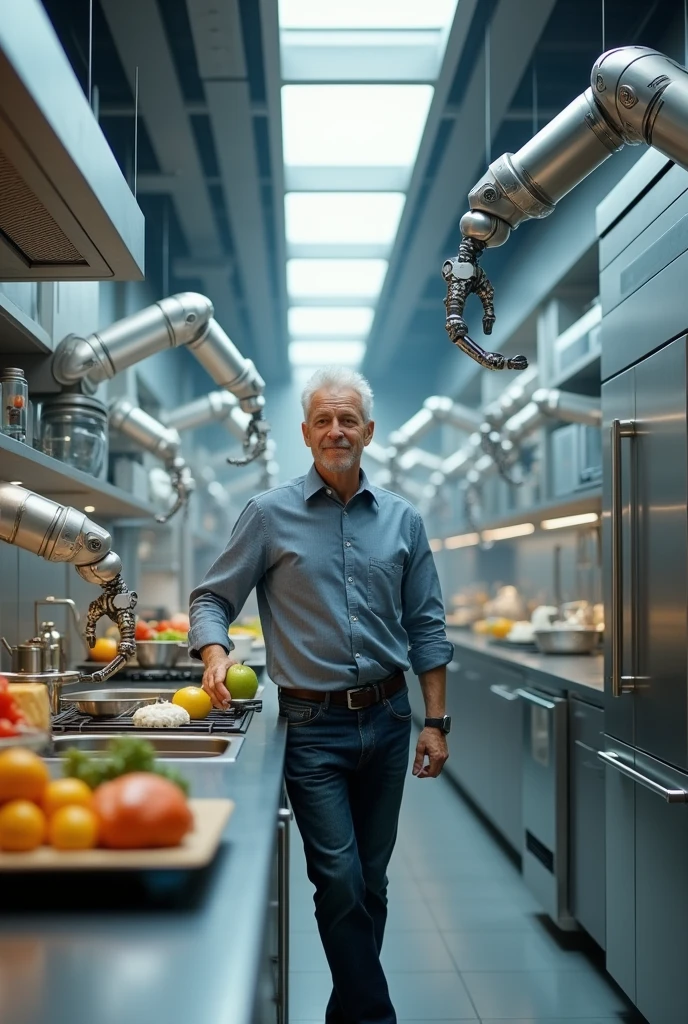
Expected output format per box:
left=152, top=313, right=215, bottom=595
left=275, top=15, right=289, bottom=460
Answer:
left=285, top=193, right=406, bottom=247
left=288, top=307, right=375, bottom=337
left=289, top=341, right=366, bottom=367
left=287, top=259, right=389, bottom=299
left=278, top=0, right=458, bottom=30
left=281, top=85, right=434, bottom=167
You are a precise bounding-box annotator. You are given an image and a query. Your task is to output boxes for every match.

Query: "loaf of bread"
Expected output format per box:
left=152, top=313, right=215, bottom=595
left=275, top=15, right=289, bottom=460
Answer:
left=8, top=683, right=51, bottom=731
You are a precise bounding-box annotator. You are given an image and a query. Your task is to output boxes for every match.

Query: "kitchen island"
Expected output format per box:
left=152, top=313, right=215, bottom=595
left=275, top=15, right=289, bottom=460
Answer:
left=0, top=681, right=288, bottom=1024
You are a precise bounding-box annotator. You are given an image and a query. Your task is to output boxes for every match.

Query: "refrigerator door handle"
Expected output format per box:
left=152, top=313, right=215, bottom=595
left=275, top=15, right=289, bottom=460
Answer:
left=598, top=750, right=688, bottom=803
left=611, top=418, right=636, bottom=697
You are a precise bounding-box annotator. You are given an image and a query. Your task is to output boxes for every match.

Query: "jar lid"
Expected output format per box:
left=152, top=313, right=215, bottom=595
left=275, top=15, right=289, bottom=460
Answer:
left=1, top=367, right=26, bottom=379
left=41, top=393, right=108, bottom=418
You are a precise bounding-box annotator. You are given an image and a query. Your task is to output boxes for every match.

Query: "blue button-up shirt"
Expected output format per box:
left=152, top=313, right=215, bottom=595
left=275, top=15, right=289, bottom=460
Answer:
left=188, top=465, right=453, bottom=691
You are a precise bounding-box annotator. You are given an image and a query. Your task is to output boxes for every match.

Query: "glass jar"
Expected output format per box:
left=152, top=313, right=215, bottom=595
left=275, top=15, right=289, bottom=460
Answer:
left=40, top=394, right=108, bottom=477
left=0, top=367, right=29, bottom=443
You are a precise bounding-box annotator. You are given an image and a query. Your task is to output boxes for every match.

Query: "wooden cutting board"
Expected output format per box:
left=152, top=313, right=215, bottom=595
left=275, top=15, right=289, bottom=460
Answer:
left=0, top=798, right=234, bottom=871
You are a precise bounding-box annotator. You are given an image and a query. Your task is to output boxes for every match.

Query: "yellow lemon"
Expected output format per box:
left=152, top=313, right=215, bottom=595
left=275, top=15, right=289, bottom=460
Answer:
left=172, top=686, right=212, bottom=720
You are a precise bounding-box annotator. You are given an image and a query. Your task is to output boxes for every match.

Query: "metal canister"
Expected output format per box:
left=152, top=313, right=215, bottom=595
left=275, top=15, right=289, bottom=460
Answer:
left=0, top=366, right=29, bottom=443
left=37, top=621, right=64, bottom=672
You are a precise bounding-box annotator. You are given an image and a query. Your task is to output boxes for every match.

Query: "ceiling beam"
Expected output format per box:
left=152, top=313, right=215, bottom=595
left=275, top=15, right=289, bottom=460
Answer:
left=185, top=0, right=288, bottom=376
left=364, top=0, right=558, bottom=377
left=99, top=0, right=246, bottom=349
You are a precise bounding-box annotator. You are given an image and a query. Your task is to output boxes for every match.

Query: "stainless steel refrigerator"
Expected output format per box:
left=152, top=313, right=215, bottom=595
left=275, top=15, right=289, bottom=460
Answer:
left=599, top=151, right=688, bottom=1024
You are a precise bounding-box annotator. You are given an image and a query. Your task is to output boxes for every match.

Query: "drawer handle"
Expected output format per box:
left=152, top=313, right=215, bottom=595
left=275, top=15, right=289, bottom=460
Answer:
left=598, top=750, right=688, bottom=803
left=515, top=688, right=557, bottom=710
left=489, top=684, right=520, bottom=702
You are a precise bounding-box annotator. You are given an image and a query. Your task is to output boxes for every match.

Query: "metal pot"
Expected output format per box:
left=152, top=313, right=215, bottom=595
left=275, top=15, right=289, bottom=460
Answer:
left=1, top=670, right=81, bottom=715
left=135, top=640, right=185, bottom=669
left=533, top=628, right=599, bottom=655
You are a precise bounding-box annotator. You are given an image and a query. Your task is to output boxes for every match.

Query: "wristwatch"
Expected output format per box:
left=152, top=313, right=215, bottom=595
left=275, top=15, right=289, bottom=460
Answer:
left=425, top=715, right=452, bottom=734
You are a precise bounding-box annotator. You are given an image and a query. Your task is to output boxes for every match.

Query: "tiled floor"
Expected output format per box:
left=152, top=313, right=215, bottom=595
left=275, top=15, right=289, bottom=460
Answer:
left=288, top=740, right=644, bottom=1023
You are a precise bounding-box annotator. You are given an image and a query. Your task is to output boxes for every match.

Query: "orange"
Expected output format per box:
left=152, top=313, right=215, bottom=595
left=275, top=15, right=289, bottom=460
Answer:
left=0, top=748, right=50, bottom=804
left=43, top=778, right=94, bottom=818
left=172, top=686, right=212, bottom=720
left=0, top=799, right=46, bottom=851
left=48, top=805, right=100, bottom=851
left=89, top=637, right=119, bottom=663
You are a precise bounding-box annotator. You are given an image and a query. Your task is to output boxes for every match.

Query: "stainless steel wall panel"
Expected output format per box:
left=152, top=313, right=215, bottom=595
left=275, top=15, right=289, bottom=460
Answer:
left=602, top=735, right=636, bottom=1004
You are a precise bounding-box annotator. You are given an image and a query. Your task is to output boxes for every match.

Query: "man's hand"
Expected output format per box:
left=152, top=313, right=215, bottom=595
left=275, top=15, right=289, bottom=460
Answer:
left=412, top=727, right=449, bottom=779
left=200, top=644, right=237, bottom=709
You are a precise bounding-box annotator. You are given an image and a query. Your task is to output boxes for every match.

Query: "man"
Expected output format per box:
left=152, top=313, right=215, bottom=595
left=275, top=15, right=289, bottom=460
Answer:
left=188, top=367, right=454, bottom=1024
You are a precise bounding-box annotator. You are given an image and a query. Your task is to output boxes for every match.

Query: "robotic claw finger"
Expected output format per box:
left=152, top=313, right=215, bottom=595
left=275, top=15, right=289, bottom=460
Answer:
left=443, top=45, right=688, bottom=370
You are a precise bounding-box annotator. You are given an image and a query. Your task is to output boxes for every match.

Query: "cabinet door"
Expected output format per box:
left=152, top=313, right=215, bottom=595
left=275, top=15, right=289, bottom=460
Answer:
left=603, top=737, right=636, bottom=1004
left=485, top=667, right=523, bottom=852
left=634, top=751, right=688, bottom=1024
left=569, top=699, right=605, bottom=948
left=634, top=338, right=688, bottom=770
left=602, top=365, right=636, bottom=747
left=448, top=654, right=488, bottom=807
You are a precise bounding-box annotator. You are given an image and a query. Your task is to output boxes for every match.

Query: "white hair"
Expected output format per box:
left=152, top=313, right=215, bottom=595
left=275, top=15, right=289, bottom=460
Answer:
left=301, top=366, right=374, bottom=422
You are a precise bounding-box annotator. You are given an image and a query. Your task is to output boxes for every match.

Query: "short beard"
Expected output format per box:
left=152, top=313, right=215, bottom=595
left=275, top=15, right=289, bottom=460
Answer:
left=317, top=444, right=360, bottom=473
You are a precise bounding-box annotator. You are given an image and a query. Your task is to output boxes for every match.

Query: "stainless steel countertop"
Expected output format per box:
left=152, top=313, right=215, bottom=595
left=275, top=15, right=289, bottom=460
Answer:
left=447, top=629, right=604, bottom=702
left=0, top=681, right=287, bottom=1024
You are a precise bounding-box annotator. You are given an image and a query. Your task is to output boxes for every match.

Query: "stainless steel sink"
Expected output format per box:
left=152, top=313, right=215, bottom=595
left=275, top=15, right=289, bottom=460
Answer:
left=49, top=733, right=243, bottom=761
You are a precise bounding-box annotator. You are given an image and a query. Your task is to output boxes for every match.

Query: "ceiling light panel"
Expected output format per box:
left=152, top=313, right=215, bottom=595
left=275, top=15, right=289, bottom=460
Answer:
left=289, top=341, right=365, bottom=366
left=278, top=0, right=458, bottom=30
left=285, top=193, right=405, bottom=246
left=287, top=259, right=388, bottom=298
left=281, top=85, right=434, bottom=167
left=288, top=307, right=375, bottom=336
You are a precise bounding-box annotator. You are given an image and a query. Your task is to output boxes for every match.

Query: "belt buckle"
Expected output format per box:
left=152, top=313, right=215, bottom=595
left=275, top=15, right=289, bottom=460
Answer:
left=346, top=684, right=378, bottom=710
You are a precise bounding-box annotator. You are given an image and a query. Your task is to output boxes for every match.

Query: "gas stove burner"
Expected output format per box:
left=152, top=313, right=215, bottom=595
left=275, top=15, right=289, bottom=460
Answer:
left=52, top=704, right=256, bottom=734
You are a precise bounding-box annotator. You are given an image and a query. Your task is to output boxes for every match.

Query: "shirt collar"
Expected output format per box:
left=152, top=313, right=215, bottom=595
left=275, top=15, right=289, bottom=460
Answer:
left=304, top=464, right=379, bottom=507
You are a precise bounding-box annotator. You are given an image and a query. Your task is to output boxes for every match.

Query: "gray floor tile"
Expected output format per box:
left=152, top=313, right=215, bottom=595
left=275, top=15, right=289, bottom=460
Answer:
left=385, top=897, right=439, bottom=931
left=461, top=970, right=629, bottom=1019
left=381, top=929, right=456, bottom=972
left=442, top=929, right=592, bottom=972
left=386, top=971, right=478, bottom=1020
left=289, top=972, right=332, bottom=1019
left=427, top=894, right=542, bottom=932
left=290, top=930, right=328, bottom=971
left=418, top=876, right=531, bottom=901
left=479, top=1020, right=635, bottom=1024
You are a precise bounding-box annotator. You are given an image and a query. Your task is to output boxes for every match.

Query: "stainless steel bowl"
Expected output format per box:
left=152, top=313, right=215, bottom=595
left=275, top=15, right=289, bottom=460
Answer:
left=135, top=640, right=185, bottom=668
left=60, top=689, right=169, bottom=717
left=533, top=628, right=599, bottom=655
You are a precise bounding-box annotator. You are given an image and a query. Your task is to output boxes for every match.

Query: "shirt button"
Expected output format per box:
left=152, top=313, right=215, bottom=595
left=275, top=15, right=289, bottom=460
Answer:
left=351, top=615, right=358, bottom=622
left=326, top=489, right=332, bottom=495
left=355, top=653, right=361, bottom=659
left=345, top=541, right=351, bottom=547
left=343, top=511, right=348, bottom=516
left=347, top=576, right=353, bottom=583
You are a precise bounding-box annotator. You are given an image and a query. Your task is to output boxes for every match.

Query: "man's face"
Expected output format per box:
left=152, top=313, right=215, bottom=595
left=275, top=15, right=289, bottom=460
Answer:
left=302, top=387, right=374, bottom=474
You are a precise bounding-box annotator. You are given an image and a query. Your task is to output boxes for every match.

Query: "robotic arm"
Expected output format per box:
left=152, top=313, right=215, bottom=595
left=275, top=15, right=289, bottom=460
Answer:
left=108, top=399, right=195, bottom=524
left=52, top=292, right=269, bottom=463
left=0, top=483, right=137, bottom=681
left=444, top=45, right=688, bottom=369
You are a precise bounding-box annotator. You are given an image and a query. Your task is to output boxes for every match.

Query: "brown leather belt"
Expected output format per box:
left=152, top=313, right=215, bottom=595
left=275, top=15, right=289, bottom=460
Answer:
left=280, top=671, right=406, bottom=711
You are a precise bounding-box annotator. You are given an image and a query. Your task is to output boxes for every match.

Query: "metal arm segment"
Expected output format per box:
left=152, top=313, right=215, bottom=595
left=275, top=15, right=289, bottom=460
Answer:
left=0, top=482, right=137, bottom=680
left=109, top=399, right=195, bottom=524
left=446, top=45, right=688, bottom=369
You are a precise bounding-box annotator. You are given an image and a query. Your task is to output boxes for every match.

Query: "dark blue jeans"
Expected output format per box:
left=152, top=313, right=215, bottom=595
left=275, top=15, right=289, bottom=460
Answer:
left=280, top=684, right=413, bottom=1024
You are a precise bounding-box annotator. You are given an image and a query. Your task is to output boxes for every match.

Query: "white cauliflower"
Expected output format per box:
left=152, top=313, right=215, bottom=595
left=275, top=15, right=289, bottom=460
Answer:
left=132, top=701, right=190, bottom=728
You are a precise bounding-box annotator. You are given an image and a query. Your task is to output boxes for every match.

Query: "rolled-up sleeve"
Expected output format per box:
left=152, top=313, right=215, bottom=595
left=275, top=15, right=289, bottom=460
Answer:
left=401, top=513, right=454, bottom=675
left=187, top=499, right=269, bottom=659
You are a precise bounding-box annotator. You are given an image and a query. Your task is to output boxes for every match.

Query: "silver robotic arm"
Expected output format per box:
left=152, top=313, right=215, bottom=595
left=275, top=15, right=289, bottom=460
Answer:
left=445, top=45, right=688, bottom=369
left=0, top=483, right=137, bottom=681
left=109, top=399, right=195, bottom=524
left=52, top=292, right=270, bottom=463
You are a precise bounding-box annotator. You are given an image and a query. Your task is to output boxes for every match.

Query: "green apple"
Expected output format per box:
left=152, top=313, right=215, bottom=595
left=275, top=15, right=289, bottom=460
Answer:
left=226, top=663, right=259, bottom=699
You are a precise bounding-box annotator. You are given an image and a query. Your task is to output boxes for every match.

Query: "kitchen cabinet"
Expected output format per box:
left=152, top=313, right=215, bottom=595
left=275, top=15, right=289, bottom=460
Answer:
left=569, top=697, right=605, bottom=948
left=603, top=738, right=688, bottom=1024
left=444, top=651, right=522, bottom=853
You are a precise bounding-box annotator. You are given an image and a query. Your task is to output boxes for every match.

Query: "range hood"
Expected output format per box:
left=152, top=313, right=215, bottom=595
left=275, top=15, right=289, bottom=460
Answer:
left=0, top=0, right=144, bottom=280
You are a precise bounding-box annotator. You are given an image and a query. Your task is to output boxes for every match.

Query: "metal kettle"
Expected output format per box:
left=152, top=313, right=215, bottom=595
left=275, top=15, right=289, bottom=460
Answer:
left=1, top=636, right=48, bottom=674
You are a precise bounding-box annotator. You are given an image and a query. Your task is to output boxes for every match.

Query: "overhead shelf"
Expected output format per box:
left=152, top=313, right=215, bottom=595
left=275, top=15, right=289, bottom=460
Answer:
left=0, top=432, right=157, bottom=519
left=449, top=487, right=602, bottom=540
left=550, top=349, right=601, bottom=394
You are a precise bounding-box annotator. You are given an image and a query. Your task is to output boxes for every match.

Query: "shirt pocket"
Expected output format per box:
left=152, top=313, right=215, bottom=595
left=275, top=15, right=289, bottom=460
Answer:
left=367, top=557, right=403, bottom=619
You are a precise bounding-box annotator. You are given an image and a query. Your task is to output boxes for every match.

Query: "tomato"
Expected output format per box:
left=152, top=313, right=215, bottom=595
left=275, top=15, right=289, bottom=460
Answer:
left=0, top=719, right=20, bottom=738
left=154, top=620, right=171, bottom=633
left=93, top=773, right=192, bottom=849
left=135, top=620, right=155, bottom=641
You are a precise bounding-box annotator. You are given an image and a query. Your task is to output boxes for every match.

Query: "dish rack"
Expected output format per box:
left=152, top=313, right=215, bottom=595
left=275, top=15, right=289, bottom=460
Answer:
left=52, top=703, right=260, bottom=735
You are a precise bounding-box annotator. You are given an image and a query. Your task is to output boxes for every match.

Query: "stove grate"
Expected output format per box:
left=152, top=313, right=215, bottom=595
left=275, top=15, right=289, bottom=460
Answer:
left=52, top=703, right=260, bottom=735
